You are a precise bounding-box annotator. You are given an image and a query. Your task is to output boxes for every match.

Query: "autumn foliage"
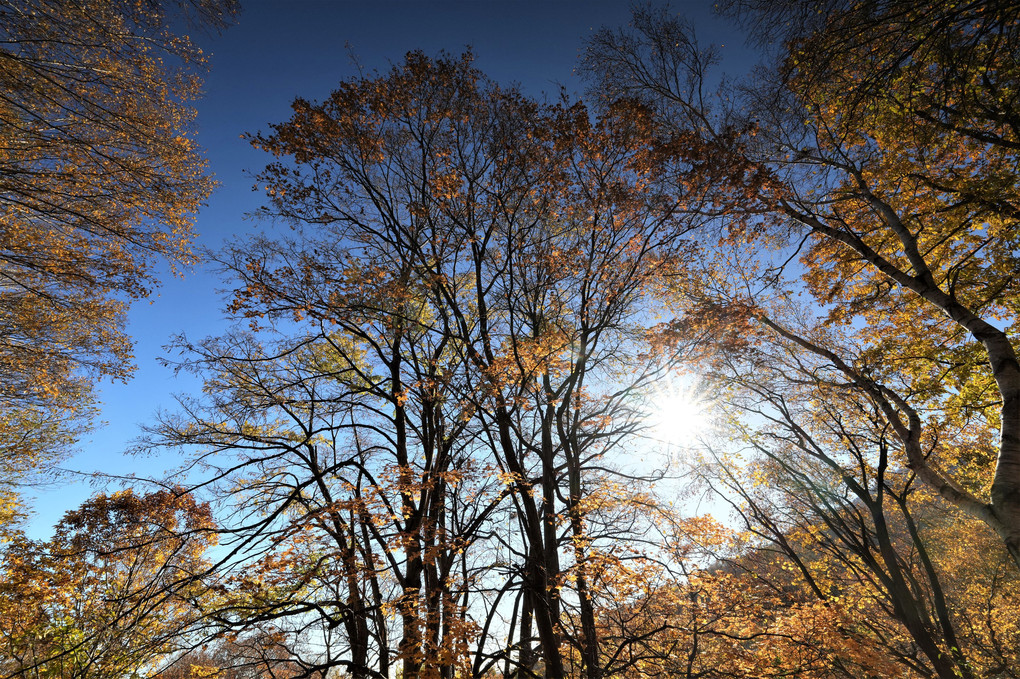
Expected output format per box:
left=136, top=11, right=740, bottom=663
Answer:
left=0, top=489, right=216, bottom=679
left=0, top=0, right=235, bottom=526
left=2, top=1, right=1020, bottom=678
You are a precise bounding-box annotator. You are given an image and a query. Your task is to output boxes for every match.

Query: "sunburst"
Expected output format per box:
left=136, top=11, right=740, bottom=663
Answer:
left=646, top=381, right=714, bottom=447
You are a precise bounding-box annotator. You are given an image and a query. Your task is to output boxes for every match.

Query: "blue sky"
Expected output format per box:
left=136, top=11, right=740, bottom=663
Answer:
left=28, top=1, right=756, bottom=534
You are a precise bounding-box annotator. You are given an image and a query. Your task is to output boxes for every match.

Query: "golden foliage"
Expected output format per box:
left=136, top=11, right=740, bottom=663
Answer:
left=0, top=0, right=235, bottom=523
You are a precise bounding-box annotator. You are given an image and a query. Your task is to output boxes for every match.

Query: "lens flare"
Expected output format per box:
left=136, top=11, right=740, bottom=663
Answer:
left=647, top=382, right=713, bottom=447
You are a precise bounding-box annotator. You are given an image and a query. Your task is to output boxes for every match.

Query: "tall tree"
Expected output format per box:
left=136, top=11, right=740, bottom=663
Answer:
left=150, top=52, right=704, bottom=679
left=695, top=321, right=1020, bottom=678
left=584, top=0, right=1020, bottom=567
left=149, top=54, right=524, bottom=679
left=0, top=0, right=236, bottom=523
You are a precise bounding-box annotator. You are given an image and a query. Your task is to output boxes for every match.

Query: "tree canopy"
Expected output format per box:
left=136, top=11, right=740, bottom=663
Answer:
left=0, top=0, right=236, bottom=526
left=3, top=1, right=1020, bottom=678
left=586, top=0, right=1020, bottom=564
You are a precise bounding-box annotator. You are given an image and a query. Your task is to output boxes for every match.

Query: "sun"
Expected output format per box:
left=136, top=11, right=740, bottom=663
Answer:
left=647, top=382, right=713, bottom=447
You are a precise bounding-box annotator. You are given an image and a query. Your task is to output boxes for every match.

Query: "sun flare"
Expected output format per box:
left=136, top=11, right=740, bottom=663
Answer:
left=647, top=383, right=713, bottom=447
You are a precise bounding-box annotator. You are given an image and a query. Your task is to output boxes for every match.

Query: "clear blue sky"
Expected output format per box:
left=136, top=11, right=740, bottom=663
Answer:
left=28, top=1, right=756, bottom=534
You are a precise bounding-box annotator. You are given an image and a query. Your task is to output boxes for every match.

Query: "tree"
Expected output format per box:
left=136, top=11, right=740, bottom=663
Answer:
left=693, top=328, right=1020, bottom=678
left=147, top=55, right=522, bottom=679
left=155, top=631, right=302, bottom=679
left=244, top=51, right=713, bottom=679
left=583, top=0, right=1020, bottom=567
left=0, top=0, right=237, bottom=524
left=0, top=488, right=218, bottom=679
left=145, top=51, right=708, bottom=679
